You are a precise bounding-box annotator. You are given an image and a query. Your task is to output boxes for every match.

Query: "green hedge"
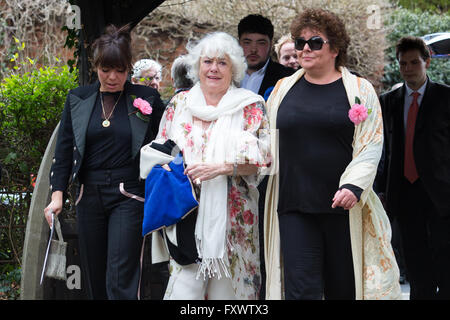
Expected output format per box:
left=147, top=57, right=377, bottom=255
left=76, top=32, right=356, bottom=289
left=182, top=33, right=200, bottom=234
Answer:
left=382, top=8, right=450, bottom=91
left=397, top=0, right=448, bottom=13
left=0, top=64, right=78, bottom=183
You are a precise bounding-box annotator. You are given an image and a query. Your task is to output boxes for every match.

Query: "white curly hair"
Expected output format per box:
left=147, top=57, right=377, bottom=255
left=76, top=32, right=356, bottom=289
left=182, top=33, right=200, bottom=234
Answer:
left=131, top=59, right=162, bottom=79
left=185, top=32, right=247, bottom=86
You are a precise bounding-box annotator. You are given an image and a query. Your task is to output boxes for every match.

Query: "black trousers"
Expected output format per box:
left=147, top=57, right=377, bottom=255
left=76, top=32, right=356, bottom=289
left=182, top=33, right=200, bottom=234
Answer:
left=76, top=168, right=144, bottom=300
left=397, top=178, right=450, bottom=300
left=279, top=212, right=355, bottom=300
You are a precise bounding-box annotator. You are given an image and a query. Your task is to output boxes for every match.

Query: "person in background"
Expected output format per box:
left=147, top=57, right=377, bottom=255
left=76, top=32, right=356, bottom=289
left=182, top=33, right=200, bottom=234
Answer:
left=274, top=34, right=300, bottom=70
left=151, top=31, right=271, bottom=300
left=264, top=8, right=401, bottom=300
left=378, top=36, right=450, bottom=300
left=238, top=14, right=294, bottom=98
left=44, top=24, right=165, bottom=300
left=132, top=59, right=163, bottom=91
left=171, top=55, right=193, bottom=94
left=237, top=14, right=293, bottom=299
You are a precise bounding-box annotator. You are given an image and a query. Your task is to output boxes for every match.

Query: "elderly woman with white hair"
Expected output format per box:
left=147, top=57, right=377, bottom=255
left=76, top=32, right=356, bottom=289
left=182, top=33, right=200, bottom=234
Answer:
left=131, top=58, right=162, bottom=91
left=151, top=31, right=271, bottom=300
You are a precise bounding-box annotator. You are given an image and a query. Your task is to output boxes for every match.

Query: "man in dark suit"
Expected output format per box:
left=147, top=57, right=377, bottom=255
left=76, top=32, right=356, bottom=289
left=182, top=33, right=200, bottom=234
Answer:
left=238, top=14, right=294, bottom=300
left=379, top=36, right=450, bottom=300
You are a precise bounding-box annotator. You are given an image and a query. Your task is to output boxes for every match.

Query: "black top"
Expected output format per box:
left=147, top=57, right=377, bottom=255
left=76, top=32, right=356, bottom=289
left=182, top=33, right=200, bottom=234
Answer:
left=81, top=91, right=133, bottom=171
left=50, top=80, right=165, bottom=192
left=276, top=76, right=362, bottom=215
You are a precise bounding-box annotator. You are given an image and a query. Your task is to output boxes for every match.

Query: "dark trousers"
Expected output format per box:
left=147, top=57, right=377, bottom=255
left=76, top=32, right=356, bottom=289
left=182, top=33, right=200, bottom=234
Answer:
left=397, top=178, right=450, bottom=300
left=76, top=170, right=144, bottom=300
left=390, top=217, right=408, bottom=281
left=279, top=212, right=355, bottom=300
left=257, top=175, right=268, bottom=300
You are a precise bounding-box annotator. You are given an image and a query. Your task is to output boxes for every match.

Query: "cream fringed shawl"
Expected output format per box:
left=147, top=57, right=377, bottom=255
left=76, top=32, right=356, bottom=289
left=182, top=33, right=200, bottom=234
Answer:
left=264, top=67, right=402, bottom=300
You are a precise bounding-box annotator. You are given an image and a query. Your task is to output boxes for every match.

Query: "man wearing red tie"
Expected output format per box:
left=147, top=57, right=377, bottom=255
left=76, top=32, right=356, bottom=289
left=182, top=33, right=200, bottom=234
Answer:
left=379, top=36, right=450, bottom=299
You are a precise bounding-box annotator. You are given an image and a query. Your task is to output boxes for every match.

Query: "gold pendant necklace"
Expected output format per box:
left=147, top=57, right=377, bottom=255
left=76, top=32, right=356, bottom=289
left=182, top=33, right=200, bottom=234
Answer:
left=100, top=90, right=123, bottom=128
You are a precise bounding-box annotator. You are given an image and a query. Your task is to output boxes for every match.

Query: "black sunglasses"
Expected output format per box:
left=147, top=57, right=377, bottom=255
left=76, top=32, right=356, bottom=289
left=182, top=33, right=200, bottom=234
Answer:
left=294, top=36, right=329, bottom=51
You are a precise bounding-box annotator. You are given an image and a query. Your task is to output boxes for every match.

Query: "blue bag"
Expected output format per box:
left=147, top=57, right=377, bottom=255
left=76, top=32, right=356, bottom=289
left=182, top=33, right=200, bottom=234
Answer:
left=142, top=152, right=198, bottom=236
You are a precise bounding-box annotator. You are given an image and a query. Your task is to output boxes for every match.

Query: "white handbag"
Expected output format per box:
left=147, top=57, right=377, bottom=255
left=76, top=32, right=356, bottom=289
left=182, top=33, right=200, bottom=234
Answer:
left=41, top=213, right=67, bottom=284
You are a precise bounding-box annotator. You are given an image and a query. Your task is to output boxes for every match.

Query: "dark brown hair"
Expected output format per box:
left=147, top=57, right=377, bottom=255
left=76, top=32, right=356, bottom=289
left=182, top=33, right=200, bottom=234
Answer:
left=92, top=24, right=132, bottom=71
left=395, top=36, right=431, bottom=61
left=290, top=8, right=350, bottom=69
left=238, top=14, right=274, bottom=40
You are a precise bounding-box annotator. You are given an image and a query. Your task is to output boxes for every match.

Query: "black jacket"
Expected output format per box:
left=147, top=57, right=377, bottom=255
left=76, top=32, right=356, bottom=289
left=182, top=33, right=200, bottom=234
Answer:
left=378, top=79, right=450, bottom=218
left=50, top=81, right=164, bottom=192
left=258, top=58, right=295, bottom=97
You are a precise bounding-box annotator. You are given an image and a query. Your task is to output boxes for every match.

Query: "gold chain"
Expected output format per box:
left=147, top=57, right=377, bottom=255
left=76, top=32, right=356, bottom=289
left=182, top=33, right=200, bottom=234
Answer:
left=100, top=90, right=123, bottom=127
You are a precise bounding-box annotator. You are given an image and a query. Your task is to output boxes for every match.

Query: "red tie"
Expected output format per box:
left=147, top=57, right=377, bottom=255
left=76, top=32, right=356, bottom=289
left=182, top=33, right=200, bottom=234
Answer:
left=404, top=92, right=420, bottom=183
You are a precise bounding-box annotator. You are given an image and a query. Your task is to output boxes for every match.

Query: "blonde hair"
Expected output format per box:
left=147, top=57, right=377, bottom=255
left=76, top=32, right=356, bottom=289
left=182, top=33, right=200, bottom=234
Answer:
left=274, top=34, right=294, bottom=60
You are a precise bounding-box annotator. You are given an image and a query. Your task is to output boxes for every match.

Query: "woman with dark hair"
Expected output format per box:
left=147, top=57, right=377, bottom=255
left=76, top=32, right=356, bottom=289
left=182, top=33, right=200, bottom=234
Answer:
left=263, top=9, right=401, bottom=300
left=43, top=24, right=165, bottom=299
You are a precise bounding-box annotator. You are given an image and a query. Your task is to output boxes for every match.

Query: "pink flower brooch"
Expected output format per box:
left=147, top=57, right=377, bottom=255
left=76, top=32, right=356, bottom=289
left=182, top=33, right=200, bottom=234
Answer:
left=130, top=96, right=152, bottom=122
left=348, top=96, right=371, bottom=125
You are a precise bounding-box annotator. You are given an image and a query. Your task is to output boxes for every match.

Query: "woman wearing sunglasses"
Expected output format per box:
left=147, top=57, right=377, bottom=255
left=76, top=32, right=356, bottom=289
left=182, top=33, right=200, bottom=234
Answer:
left=263, top=8, right=401, bottom=300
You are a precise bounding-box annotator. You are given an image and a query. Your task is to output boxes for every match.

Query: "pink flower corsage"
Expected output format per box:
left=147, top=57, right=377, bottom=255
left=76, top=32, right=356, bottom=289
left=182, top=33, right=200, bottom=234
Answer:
left=130, top=96, right=152, bottom=122
left=348, top=96, right=371, bottom=125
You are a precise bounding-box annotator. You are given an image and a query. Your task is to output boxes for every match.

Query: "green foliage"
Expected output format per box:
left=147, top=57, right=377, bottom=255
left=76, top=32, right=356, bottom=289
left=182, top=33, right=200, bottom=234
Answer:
left=0, top=266, right=21, bottom=300
left=396, top=0, right=448, bottom=13
left=0, top=59, right=78, bottom=181
left=382, top=8, right=450, bottom=91
left=61, top=26, right=80, bottom=73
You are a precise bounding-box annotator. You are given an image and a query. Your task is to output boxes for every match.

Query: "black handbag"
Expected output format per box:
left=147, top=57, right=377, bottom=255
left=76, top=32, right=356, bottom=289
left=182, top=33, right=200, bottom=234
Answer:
left=164, top=208, right=199, bottom=265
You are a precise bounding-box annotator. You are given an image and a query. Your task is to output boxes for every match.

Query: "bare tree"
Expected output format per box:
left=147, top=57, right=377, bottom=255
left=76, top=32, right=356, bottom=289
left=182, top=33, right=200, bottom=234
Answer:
left=0, top=0, right=72, bottom=78
left=139, top=0, right=392, bottom=90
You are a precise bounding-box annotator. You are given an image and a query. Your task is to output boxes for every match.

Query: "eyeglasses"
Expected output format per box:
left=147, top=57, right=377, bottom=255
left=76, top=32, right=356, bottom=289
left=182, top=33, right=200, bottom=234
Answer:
left=294, top=36, right=329, bottom=51
left=138, top=75, right=161, bottom=83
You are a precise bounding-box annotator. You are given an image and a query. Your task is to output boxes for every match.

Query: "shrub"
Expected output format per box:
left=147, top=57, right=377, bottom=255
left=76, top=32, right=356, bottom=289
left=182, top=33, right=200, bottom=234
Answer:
left=396, top=0, right=448, bottom=13
left=382, top=8, right=450, bottom=91
left=0, top=60, right=78, bottom=184
left=0, top=266, right=21, bottom=300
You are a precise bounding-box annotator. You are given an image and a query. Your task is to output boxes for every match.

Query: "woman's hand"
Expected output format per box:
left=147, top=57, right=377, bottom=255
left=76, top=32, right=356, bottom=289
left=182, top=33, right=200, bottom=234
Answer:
left=331, top=188, right=358, bottom=210
left=43, top=191, right=63, bottom=228
left=184, top=163, right=231, bottom=183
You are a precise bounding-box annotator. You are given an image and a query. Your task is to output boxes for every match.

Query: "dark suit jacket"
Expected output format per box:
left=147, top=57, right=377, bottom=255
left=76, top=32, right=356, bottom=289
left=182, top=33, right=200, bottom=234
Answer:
left=50, top=80, right=165, bottom=192
left=379, top=78, right=450, bottom=218
left=257, top=58, right=295, bottom=97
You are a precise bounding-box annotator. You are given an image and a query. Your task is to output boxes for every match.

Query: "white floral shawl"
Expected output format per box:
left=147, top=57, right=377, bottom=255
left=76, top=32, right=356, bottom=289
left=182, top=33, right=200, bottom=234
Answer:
left=264, top=67, right=402, bottom=300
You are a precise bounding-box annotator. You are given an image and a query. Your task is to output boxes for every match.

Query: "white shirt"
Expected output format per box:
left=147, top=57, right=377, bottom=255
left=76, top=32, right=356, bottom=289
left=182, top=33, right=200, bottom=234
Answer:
left=403, top=79, right=427, bottom=133
left=240, top=58, right=270, bottom=94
